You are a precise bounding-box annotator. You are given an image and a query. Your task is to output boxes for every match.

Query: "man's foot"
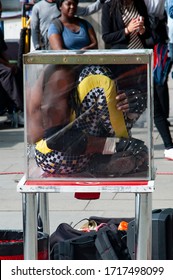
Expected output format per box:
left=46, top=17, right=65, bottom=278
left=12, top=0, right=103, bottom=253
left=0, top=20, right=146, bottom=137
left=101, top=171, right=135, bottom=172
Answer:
left=164, top=148, right=173, bottom=160
left=89, top=150, right=148, bottom=177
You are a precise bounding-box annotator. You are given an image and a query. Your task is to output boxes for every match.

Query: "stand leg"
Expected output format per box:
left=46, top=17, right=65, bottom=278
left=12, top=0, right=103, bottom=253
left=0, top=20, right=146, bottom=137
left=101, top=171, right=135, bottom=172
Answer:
left=37, top=193, right=50, bottom=235
left=135, top=193, right=152, bottom=260
left=23, top=193, right=38, bottom=260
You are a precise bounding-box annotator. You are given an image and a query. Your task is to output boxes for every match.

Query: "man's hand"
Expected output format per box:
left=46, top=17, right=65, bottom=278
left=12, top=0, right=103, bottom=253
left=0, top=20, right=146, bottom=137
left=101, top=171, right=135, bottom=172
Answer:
left=116, top=89, right=147, bottom=114
left=116, top=91, right=129, bottom=112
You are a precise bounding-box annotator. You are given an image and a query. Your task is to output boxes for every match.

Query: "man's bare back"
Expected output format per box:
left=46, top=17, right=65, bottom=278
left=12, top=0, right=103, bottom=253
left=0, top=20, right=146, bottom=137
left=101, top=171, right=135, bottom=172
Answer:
left=27, top=65, right=75, bottom=143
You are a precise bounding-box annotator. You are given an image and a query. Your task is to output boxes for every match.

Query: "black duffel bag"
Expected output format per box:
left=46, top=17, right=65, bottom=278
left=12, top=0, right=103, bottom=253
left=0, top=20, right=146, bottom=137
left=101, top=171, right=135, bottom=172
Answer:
left=50, top=221, right=131, bottom=260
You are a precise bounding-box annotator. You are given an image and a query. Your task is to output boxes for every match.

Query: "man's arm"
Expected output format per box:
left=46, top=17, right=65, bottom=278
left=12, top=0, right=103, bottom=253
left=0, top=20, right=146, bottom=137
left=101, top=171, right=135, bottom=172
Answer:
left=144, top=0, right=165, bottom=18
left=27, top=73, right=45, bottom=143
left=31, top=5, right=41, bottom=49
left=0, top=51, right=10, bottom=66
left=76, top=0, right=103, bottom=17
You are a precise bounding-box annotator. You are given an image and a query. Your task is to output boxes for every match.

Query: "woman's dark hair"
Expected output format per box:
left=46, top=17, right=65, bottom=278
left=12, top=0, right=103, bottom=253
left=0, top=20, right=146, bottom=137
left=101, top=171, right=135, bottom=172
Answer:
left=109, top=0, right=133, bottom=16
left=109, top=0, right=121, bottom=15
left=55, top=0, right=79, bottom=10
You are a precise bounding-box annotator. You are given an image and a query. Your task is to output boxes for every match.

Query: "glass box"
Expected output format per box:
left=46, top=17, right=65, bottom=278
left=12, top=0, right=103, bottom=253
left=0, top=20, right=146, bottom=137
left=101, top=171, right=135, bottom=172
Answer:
left=21, top=49, right=155, bottom=192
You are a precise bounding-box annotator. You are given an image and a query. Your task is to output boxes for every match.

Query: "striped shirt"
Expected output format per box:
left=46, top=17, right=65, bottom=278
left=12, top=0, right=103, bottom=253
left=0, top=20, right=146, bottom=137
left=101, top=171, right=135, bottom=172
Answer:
left=122, top=3, right=144, bottom=49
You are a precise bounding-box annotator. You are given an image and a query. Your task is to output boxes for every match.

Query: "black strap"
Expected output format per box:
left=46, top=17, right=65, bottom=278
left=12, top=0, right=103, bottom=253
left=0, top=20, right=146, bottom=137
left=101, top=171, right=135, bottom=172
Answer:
left=56, top=240, right=74, bottom=260
left=95, top=228, right=119, bottom=260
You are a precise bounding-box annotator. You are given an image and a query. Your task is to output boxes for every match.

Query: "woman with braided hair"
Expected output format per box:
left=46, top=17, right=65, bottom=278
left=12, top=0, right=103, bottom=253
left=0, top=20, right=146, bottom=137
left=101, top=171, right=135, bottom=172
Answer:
left=48, top=0, right=98, bottom=50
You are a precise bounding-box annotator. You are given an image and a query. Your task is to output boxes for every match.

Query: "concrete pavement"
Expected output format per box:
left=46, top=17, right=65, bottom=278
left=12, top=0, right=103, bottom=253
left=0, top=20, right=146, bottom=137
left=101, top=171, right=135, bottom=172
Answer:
left=0, top=83, right=173, bottom=235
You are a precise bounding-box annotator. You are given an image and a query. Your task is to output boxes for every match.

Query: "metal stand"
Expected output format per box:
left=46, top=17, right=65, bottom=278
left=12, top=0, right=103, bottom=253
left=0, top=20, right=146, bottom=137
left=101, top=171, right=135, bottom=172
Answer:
left=135, top=193, right=152, bottom=260
left=21, top=184, right=153, bottom=260
left=22, top=193, right=38, bottom=260
left=37, top=193, right=50, bottom=235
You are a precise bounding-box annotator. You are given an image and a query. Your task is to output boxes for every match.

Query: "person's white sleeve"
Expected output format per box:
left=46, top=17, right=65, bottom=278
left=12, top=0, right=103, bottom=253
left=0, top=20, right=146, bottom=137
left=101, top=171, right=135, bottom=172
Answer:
left=168, top=17, right=173, bottom=43
left=76, top=0, right=102, bottom=17
left=31, top=6, right=40, bottom=49
left=144, top=0, right=165, bottom=17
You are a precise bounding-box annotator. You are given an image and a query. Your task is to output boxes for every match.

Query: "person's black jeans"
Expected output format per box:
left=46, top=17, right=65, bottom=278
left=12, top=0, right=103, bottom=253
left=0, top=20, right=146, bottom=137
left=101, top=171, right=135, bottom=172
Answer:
left=0, top=63, right=23, bottom=112
left=154, top=81, right=173, bottom=149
